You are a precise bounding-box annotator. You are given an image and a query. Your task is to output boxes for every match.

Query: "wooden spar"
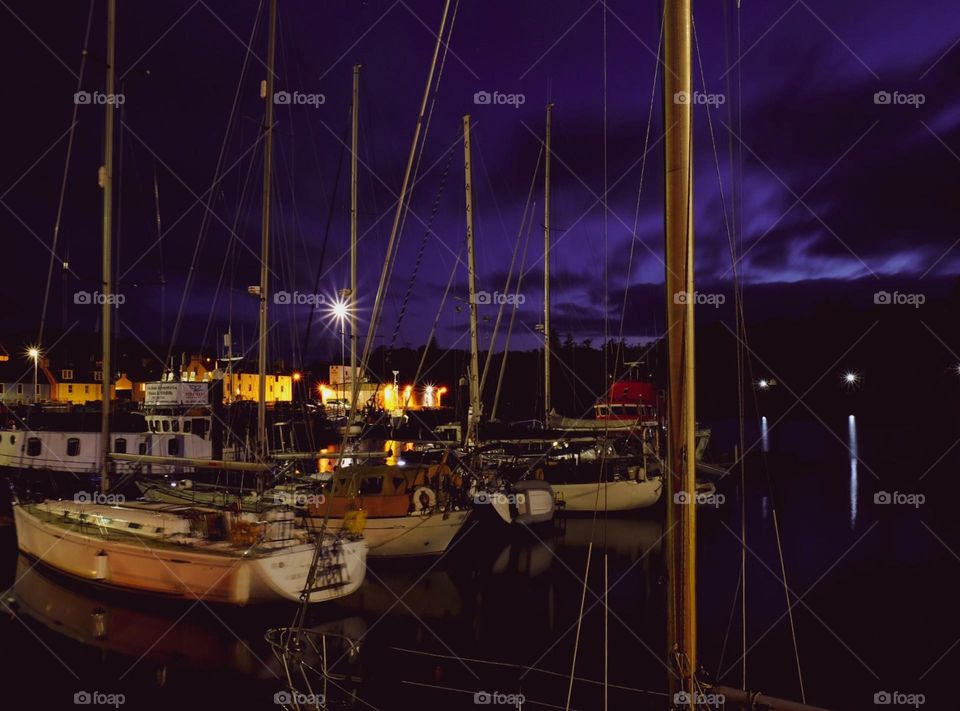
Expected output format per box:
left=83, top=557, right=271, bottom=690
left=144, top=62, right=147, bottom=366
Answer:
left=463, top=115, right=481, bottom=445
left=348, top=63, right=361, bottom=425
left=99, top=0, right=117, bottom=493
left=109, top=453, right=271, bottom=472
left=257, top=0, right=278, bottom=462
left=543, top=103, right=554, bottom=424
left=710, top=687, right=831, bottom=711
left=663, top=0, right=697, bottom=700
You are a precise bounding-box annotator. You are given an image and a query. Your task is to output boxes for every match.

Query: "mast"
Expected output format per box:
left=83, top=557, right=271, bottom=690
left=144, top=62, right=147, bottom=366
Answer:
left=543, top=103, right=553, bottom=423
left=99, top=0, right=117, bottom=492
left=463, top=115, right=481, bottom=445
left=663, top=0, right=697, bottom=701
left=348, top=63, right=361, bottom=425
left=257, top=0, right=278, bottom=461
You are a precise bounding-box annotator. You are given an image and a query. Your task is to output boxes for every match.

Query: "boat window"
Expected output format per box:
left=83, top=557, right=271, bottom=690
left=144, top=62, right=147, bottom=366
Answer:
left=114, top=438, right=127, bottom=454
left=27, top=437, right=41, bottom=457
left=392, top=477, right=406, bottom=492
left=168, top=439, right=179, bottom=456
left=359, top=477, right=383, bottom=495
left=67, top=438, right=81, bottom=456
left=171, top=420, right=180, bottom=432
left=162, top=420, right=169, bottom=432
left=128, top=522, right=142, bottom=529
left=138, top=442, right=147, bottom=455
left=183, top=419, right=192, bottom=433
left=9, top=434, right=15, bottom=445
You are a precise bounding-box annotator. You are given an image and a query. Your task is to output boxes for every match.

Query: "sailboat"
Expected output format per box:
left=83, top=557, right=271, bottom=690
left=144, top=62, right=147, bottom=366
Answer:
left=12, top=0, right=367, bottom=606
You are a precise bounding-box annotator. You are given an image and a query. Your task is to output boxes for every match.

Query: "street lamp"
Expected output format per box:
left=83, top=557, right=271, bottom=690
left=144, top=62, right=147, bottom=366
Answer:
left=26, top=347, right=40, bottom=403
left=330, top=292, right=350, bottom=400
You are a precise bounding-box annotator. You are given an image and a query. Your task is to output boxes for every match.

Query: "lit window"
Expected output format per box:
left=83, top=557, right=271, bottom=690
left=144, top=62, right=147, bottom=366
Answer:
left=94, top=371, right=103, bottom=382
left=61, top=370, right=73, bottom=380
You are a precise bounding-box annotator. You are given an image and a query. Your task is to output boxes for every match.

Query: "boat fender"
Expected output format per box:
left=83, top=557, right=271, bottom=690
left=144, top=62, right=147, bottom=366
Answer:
left=413, top=486, right=436, bottom=512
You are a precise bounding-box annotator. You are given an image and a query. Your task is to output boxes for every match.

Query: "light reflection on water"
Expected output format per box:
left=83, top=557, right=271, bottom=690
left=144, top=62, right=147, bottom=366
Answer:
left=760, top=415, right=770, bottom=453
left=848, top=414, right=858, bottom=529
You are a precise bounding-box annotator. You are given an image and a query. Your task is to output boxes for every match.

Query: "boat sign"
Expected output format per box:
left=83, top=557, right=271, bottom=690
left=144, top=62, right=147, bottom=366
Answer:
left=144, top=382, right=209, bottom=407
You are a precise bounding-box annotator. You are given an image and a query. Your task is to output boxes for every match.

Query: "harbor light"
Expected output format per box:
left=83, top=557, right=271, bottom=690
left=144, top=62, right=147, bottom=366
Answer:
left=331, top=297, right=348, bottom=322
left=26, top=346, right=40, bottom=403
left=292, top=372, right=301, bottom=382
left=842, top=371, right=861, bottom=389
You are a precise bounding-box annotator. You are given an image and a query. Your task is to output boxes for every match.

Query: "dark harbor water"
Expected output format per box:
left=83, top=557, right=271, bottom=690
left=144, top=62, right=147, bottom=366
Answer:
left=1, top=413, right=957, bottom=710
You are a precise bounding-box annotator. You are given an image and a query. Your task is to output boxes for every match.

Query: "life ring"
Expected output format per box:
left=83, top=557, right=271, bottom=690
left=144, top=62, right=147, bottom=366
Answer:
left=412, top=486, right=436, bottom=513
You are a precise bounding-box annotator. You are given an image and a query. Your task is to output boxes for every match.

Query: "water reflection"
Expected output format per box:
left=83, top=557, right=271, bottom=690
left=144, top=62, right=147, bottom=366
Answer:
left=848, top=414, right=858, bottom=529
left=760, top=415, right=770, bottom=453
left=10, top=555, right=260, bottom=674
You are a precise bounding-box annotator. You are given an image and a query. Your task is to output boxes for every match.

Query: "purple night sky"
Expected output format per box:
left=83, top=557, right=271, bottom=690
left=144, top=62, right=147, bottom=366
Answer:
left=2, top=0, right=958, bottom=361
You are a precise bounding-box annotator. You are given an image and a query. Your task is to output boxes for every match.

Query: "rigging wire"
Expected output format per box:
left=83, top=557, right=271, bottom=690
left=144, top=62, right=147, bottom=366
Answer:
left=613, top=16, right=664, bottom=374
left=37, top=0, right=95, bottom=345
left=479, top=145, right=544, bottom=398
left=491, top=202, right=536, bottom=420
left=694, top=3, right=807, bottom=700
left=165, top=0, right=265, bottom=366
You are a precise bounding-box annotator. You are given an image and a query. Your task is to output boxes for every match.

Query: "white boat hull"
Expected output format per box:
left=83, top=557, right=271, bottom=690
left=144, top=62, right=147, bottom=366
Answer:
left=13, top=503, right=366, bottom=605
left=314, top=510, right=471, bottom=557
left=553, top=478, right=662, bottom=512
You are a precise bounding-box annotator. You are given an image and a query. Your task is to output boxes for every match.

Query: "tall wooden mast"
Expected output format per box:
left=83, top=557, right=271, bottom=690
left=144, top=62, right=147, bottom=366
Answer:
left=99, top=0, right=117, bottom=492
left=663, top=0, right=697, bottom=701
left=463, top=115, right=481, bottom=444
left=257, top=0, right=278, bottom=461
left=348, top=63, right=361, bottom=424
left=543, top=103, right=553, bottom=423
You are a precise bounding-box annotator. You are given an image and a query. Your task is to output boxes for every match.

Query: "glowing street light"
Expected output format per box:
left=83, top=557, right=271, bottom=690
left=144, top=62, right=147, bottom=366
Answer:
left=842, top=371, right=861, bottom=389
left=330, top=291, right=350, bottom=399
left=26, top=346, right=40, bottom=403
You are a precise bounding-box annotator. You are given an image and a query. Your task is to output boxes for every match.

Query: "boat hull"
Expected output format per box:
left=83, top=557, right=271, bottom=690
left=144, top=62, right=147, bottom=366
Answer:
left=552, top=478, right=662, bottom=512
left=12, top=503, right=366, bottom=605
